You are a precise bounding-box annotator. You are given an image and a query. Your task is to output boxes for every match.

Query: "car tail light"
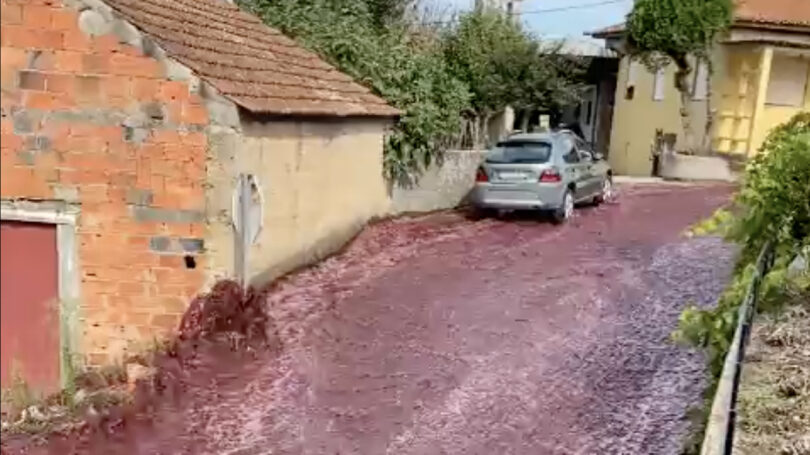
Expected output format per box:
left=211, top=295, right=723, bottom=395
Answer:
left=539, top=168, right=562, bottom=183
left=476, top=167, right=489, bottom=182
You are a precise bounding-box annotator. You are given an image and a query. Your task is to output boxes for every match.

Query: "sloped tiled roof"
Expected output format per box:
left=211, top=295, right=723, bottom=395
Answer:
left=589, top=0, right=809, bottom=38
left=556, top=38, right=619, bottom=58
left=588, top=23, right=625, bottom=39
left=104, top=0, right=399, bottom=117
left=735, top=0, right=810, bottom=27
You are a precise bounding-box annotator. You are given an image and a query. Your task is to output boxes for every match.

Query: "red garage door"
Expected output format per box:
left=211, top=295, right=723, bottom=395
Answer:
left=0, top=221, right=61, bottom=392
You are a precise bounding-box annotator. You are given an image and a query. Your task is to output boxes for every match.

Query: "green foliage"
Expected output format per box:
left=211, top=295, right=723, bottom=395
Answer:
left=627, top=0, right=733, bottom=63
left=362, top=0, right=414, bottom=30
left=442, top=11, right=583, bottom=118
left=240, top=0, right=470, bottom=184
left=727, top=112, right=810, bottom=267
left=626, top=0, right=733, bottom=154
left=442, top=11, right=528, bottom=115
left=674, top=113, right=810, bottom=436
left=678, top=266, right=809, bottom=455
left=240, top=1, right=582, bottom=182
left=686, top=207, right=733, bottom=237
left=674, top=264, right=753, bottom=376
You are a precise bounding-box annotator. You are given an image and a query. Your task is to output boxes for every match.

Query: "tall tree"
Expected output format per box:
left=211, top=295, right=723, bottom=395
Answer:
left=361, top=0, right=414, bottom=29
left=443, top=11, right=582, bottom=146
left=626, top=0, right=733, bottom=153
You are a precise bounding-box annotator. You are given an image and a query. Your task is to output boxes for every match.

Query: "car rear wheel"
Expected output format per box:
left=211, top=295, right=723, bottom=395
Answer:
left=470, top=207, right=496, bottom=220
left=553, top=189, right=574, bottom=224
left=595, top=177, right=613, bottom=204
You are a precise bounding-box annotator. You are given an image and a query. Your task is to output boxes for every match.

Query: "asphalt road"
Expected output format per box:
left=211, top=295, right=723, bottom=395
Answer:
left=15, top=183, right=736, bottom=455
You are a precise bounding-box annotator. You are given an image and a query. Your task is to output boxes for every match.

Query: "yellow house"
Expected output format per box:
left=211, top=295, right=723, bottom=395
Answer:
left=592, top=0, right=810, bottom=177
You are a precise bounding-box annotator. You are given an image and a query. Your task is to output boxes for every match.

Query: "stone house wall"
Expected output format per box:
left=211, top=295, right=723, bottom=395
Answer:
left=204, top=117, right=392, bottom=287
left=0, top=0, right=397, bottom=372
left=1, top=0, right=481, bottom=380
left=0, top=0, right=209, bottom=366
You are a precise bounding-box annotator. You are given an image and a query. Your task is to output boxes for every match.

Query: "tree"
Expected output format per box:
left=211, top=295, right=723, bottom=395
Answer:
left=241, top=0, right=471, bottom=185
left=443, top=11, right=582, bottom=146
left=505, top=42, right=584, bottom=130
left=361, top=0, right=415, bottom=30
left=626, top=0, right=733, bottom=153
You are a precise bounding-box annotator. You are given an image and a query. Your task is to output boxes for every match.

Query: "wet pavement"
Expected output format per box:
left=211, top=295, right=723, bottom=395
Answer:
left=9, top=183, right=736, bottom=455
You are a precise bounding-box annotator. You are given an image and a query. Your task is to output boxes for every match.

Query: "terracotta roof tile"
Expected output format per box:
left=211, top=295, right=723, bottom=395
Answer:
left=588, top=23, right=625, bottom=38
left=735, top=0, right=810, bottom=27
left=103, top=0, right=399, bottom=117
left=589, top=0, right=809, bottom=37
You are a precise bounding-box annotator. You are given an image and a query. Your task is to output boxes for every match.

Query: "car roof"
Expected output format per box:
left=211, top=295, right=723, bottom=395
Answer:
left=502, top=131, right=579, bottom=146
left=503, top=132, right=555, bottom=142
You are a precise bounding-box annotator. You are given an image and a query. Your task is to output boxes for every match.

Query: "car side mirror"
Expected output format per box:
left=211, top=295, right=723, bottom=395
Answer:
left=593, top=152, right=604, bottom=161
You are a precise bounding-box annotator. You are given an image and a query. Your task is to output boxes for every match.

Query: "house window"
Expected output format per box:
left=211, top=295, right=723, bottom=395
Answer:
left=585, top=101, right=592, bottom=126
left=653, top=67, right=666, bottom=101
left=625, top=60, right=638, bottom=100
left=692, top=61, right=709, bottom=100
left=766, top=55, right=809, bottom=107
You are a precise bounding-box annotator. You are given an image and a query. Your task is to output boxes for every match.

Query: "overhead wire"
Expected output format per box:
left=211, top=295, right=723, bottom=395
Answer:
left=422, top=0, right=629, bottom=25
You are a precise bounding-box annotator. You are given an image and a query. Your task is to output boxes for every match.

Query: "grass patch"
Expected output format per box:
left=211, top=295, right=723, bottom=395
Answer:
left=676, top=263, right=808, bottom=454
left=735, top=291, right=810, bottom=455
left=1, top=364, right=131, bottom=436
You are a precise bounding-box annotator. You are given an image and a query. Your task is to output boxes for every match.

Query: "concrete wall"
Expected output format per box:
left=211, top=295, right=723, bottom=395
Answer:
left=205, top=116, right=391, bottom=286
left=608, top=48, right=727, bottom=176
left=0, top=0, right=208, bottom=366
left=389, top=149, right=485, bottom=215
left=609, top=41, right=809, bottom=176
left=659, top=153, right=735, bottom=182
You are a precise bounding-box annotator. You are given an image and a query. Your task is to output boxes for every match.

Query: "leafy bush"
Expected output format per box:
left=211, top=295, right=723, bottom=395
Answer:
left=728, top=113, right=810, bottom=267
left=627, top=0, right=733, bottom=63
left=442, top=11, right=583, bottom=145
left=675, top=112, right=810, bottom=380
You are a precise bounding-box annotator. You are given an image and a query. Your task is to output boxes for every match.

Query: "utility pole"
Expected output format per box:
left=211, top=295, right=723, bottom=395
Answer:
left=506, top=0, right=521, bottom=20
left=474, top=0, right=522, bottom=20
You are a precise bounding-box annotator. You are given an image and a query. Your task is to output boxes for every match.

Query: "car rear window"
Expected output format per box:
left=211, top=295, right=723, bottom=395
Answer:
left=485, top=141, right=552, bottom=164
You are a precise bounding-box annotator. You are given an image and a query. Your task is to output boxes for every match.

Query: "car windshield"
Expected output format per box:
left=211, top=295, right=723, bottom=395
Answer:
left=485, top=141, right=552, bottom=164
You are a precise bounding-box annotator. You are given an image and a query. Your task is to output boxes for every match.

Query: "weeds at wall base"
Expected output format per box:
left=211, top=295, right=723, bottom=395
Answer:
left=1, top=279, right=277, bottom=444
left=1, top=362, right=130, bottom=437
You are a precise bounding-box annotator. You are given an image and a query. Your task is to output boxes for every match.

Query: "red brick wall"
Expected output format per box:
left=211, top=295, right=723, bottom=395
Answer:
left=1, top=0, right=209, bottom=365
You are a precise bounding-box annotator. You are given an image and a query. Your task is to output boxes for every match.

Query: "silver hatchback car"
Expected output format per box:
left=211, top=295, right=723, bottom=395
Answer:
left=471, top=130, right=613, bottom=223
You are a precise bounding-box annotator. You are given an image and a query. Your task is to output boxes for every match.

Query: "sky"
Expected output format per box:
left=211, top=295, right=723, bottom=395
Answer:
left=427, top=0, right=633, bottom=39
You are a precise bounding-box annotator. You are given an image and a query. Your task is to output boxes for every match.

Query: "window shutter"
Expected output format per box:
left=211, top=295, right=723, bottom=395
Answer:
left=766, top=56, right=809, bottom=107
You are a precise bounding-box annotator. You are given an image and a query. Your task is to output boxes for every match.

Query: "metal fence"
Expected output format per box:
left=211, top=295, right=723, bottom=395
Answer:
left=701, top=241, right=775, bottom=455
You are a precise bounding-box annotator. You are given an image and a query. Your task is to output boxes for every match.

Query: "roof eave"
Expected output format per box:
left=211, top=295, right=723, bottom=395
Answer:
left=733, top=20, right=810, bottom=33
left=586, top=19, right=810, bottom=39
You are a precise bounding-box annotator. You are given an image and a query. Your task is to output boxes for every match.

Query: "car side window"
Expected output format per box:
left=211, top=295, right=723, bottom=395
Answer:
left=559, top=136, right=579, bottom=164
left=563, top=144, right=579, bottom=164
left=579, top=150, right=593, bottom=162
left=573, top=137, right=593, bottom=162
